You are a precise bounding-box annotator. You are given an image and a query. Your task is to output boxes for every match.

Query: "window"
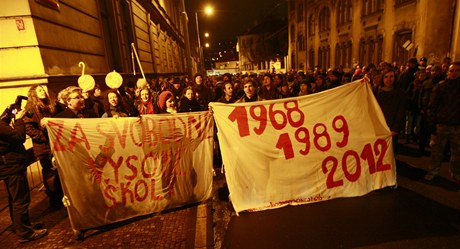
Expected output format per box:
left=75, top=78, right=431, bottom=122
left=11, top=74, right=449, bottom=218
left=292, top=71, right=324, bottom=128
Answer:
left=319, top=7, right=330, bottom=32
left=297, top=3, right=304, bottom=23
left=308, top=14, right=315, bottom=36
left=393, top=30, right=412, bottom=66
left=362, top=0, right=383, bottom=17
left=298, top=34, right=305, bottom=51
left=309, top=49, right=315, bottom=69
left=318, top=45, right=330, bottom=69
left=337, top=0, right=352, bottom=26
left=395, top=0, right=416, bottom=7
left=289, top=0, right=296, bottom=11
left=336, top=41, right=352, bottom=68
left=359, top=38, right=366, bottom=66
left=359, top=36, right=383, bottom=66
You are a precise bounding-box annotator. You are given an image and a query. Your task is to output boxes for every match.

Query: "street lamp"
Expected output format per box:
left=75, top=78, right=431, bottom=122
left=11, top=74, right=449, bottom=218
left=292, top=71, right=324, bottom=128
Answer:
left=195, top=5, right=213, bottom=75
left=180, top=0, right=193, bottom=79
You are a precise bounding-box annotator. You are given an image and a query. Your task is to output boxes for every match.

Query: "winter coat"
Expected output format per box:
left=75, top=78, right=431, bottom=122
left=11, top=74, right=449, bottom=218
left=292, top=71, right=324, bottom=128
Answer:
left=0, top=119, right=28, bottom=177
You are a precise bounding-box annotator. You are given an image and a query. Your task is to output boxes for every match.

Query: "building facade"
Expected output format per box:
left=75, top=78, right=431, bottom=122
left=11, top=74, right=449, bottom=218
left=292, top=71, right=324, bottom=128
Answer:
left=237, top=18, right=289, bottom=75
left=288, top=0, right=460, bottom=72
left=0, top=0, right=193, bottom=110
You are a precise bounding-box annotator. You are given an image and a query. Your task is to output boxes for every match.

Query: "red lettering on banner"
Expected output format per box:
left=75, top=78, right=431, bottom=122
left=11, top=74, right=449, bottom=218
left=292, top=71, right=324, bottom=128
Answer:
left=87, top=156, right=105, bottom=184
left=108, top=156, right=124, bottom=184
left=48, top=120, right=66, bottom=151
left=141, top=152, right=158, bottom=178
left=104, top=184, right=117, bottom=208
left=130, top=119, right=144, bottom=147
left=374, top=139, right=391, bottom=172
left=188, top=114, right=205, bottom=139
left=269, top=103, right=288, bottom=130
left=68, top=122, right=90, bottom=152
left=111, top=119, right=129, bottom=149
left=322, top=156, right=344, bottom=188
left=120, top=181, right=134, bottom=205
left=175, top=116, right=188, bottom=139
left=322, top=138, right=392, bottom=189
left=229, top=99, right=305, bottom=138
left=313, top=123, right=332, bottom=152
left=125, top=155, right=138, bottom=181
left=143, top=117, right=158, bottom=147
left=96, top=123, right=115, bottom=153
left=158, top=117, right=174, bottom=144
left=228, top=106, right=250, bottom=137
left=150, top=179, right=164, bottom=201
left=274, top=115, right=348, bottom=159
left=333, top=115, right=349, bottom=147
left=249, top=105, right=267, bottom=135
left=134, top=179, right=148, bottom=202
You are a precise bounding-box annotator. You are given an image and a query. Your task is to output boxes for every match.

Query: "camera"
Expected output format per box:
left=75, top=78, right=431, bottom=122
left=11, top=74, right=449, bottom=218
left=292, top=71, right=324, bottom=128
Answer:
left=0, top=95, right=30, bottom=122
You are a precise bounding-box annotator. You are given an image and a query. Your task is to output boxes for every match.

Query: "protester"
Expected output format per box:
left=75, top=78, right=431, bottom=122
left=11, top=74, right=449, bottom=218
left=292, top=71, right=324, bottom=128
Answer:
left=101, top=90, right=130, bottom=118
left=236, top=77, right=264, bottom=103
left=258, top=74, right=280, bottom=100
left=157, top=90, right=177, bottom=114
left=373, top=68, right=408, bottom=153
left=55, top=86, right=88, bottom=118
left=178, top=87, right=201, bottom=113
left=424, top=61, right=460, bottom=182
left=24, top=85, right=64, bottom=210
left=137, top=87, right=157, bottom=115
left=0, top=106, right=48, bottom=243
left=193, top=73, right=213, bottom=110
left=217, top=81, right=238, bottom=103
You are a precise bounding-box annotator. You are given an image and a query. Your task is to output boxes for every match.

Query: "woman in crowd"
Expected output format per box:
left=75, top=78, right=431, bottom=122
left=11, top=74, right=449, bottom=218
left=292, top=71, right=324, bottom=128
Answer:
left=101, top=90, right=129, bottom=118
left=373, top=68, right=407, bottom=153
left=178, top=87, right=201, bottom=113
left=24, top=85, right=64, bottom=209
left=137, top=87, right=156, bottom=115
left=157, top=90, right=177, bottom=114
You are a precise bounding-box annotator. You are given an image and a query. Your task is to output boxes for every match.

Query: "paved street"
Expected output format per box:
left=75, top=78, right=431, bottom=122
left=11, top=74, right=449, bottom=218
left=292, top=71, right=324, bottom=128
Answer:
left=0, top=180, right=213, bottom=249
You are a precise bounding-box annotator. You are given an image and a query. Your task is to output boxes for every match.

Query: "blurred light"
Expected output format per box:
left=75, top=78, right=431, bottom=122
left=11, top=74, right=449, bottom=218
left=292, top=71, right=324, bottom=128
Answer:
left=205, top=43, right=210, bottom=48
left=205, top=5, right=213, bottom=15
left=205, top=32, right=209, bottom=37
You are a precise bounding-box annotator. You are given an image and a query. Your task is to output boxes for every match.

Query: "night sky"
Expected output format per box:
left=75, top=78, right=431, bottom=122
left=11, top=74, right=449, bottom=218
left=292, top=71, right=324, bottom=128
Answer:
left=185, top=0, right=287, bottom=42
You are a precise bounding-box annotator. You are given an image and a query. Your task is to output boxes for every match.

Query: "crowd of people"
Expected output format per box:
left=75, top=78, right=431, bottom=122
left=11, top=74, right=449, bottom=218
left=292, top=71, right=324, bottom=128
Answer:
left=0, top=54, right=459, bottom=243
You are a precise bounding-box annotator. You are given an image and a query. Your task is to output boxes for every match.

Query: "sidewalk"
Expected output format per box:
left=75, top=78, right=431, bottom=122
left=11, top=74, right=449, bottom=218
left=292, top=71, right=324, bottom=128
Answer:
left=0, top=181, right=213, bottom=248
left=395, top=139, right=460, bottom=210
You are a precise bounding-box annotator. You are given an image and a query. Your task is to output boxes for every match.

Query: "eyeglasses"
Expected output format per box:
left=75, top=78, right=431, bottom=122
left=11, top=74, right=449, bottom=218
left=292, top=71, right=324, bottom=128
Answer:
left=70, top=95, right=83, bottom=100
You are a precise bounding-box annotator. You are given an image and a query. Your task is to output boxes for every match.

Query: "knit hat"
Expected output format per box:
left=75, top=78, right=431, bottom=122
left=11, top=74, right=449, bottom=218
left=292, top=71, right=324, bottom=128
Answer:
left=158, top=90, right=173, bottom=110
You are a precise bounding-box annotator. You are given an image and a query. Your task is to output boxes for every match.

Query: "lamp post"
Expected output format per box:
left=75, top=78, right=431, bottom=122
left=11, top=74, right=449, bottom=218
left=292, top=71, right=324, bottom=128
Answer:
left=194, top=6, right=213, bottom=76
left=195, top=11, right=204, bottom=75
left=180, top=0, right=193, bottom=79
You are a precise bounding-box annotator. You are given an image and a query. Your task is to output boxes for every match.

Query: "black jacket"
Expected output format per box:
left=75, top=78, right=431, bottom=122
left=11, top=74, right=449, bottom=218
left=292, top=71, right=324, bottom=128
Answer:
left=0, top=119, right=28, bottom=176
left=428, top=78, right=460, bottom=126
left=23, top=106, right=52, bottom=158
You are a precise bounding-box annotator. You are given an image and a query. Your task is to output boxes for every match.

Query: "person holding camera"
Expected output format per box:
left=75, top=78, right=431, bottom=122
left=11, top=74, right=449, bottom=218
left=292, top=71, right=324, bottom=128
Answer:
left=0, top=103, right=48, bottom=243
left=24, top=85, right=64, bottom=210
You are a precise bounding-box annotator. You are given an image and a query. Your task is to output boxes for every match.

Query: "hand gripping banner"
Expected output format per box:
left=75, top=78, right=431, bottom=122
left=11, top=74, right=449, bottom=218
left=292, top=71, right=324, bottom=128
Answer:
left=43, top=111, right=214, bottom=230
left=209, top=81, right=396, bottom=214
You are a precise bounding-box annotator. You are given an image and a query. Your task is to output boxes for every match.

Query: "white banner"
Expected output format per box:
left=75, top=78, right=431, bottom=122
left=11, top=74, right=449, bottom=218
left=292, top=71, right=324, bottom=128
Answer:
left=210, top=81, right=396, bottom=213
left=43, top=112, right=214, bottom=230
